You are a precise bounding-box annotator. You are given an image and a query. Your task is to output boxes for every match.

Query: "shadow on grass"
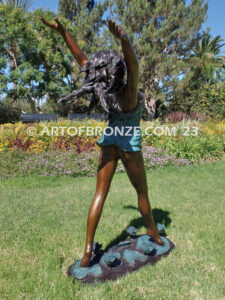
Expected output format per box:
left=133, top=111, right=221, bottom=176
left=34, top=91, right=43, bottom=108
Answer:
left=106, top=206, right=172, bottom=250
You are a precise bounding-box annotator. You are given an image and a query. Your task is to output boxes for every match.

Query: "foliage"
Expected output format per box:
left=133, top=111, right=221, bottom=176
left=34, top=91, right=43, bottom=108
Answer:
left=157, top=135, right=224, bottom=163
left=1, top=1, right=225, bottom=120
left=0, top=149, right=98, bottom=178
left=0, top=119, right=106, bottom=152
left=190, top=81, right=225, bottom=118
left=106, top=0, right=208, bottom=119
left=165, top=111, right=206, bottom=123
left=58, top=0, right=95, bottom=23
left=0, top=100, right=21, bottom=123
left=0, top=146, right=191, bottom=179
left=0, top=0, right=32, bottom=10
left=141, top=119, right=225, bottom=163
left=170, top=33, right=225, bottom=115
left=175, top=73, right=225, bottom=118
left=0, top=1, right=108, bottom=114
left=192, top=34, right=225, bottom=67
left=0, top=119, right=224, bottom=175
left=0, top=6, right=76, bottom=113
left=57, top=0, right=108, bottom=114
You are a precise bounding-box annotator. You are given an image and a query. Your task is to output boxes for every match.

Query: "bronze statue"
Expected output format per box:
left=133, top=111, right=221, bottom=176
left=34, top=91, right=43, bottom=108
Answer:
left=40, top=16, right=164, bottom=268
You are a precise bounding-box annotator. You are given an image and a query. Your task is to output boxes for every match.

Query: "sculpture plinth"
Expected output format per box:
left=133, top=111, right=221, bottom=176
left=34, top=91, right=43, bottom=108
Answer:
left=68, top=226, right=175, bottom=284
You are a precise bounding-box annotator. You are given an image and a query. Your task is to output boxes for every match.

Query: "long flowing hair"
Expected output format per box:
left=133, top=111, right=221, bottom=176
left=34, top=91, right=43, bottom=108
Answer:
left=58, top=50, right=126, bottom=113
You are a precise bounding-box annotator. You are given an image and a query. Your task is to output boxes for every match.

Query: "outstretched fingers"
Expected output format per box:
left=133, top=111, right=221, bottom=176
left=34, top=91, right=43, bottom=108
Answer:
left=108, top=19, right=119, bottom=39
left=54, top=18, right=62, bottom=26
left=40, top=16, right=56, bottom=29
left=108, top=19, right=128, bottom=41
left=40, top=16, right=65, bottom=34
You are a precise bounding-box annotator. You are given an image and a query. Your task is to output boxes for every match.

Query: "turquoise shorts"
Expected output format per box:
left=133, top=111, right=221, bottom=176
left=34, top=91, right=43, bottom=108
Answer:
left=97, top=102, right=144, bottom=152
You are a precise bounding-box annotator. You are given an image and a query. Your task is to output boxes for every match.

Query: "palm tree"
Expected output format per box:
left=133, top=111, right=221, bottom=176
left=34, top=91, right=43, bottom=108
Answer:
left=192, top=34, right=225, bottom=68
left=181, top=34, right=225, bottom=113
left=0, top=0, right=32, bottom=10
left=187, top=33, right=225, bottom=89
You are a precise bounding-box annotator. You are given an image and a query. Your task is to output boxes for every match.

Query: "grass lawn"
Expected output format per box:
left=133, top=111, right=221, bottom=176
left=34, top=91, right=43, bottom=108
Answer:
left=0, top=162, right=224, bottom=300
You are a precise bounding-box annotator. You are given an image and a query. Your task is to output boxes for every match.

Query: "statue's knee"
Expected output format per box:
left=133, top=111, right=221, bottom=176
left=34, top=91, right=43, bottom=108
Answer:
left=133, top=184, right=142, bottom=194
left=93, top=192, right=107, bottom=206
left=135, top=183, right=148, bottom=195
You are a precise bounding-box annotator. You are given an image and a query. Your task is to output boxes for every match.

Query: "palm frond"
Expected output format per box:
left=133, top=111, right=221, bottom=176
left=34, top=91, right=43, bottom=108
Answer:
left=0, top=0, right=32, bottom=10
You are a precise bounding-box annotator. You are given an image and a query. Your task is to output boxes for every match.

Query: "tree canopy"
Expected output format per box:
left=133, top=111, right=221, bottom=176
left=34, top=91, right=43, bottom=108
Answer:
left=0, top=0, right=224, bottom=120
left=105, top=0, right=209, bottom=119
left=0, top=6, right=75, bottom=113
left=172, top=33, right=225, bottom=116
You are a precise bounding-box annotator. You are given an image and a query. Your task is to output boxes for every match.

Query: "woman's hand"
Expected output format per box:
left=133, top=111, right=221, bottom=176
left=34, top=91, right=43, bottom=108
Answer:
left=40, top=16, right=65, bottom=35
left=108, top=19, right=128, bottom=42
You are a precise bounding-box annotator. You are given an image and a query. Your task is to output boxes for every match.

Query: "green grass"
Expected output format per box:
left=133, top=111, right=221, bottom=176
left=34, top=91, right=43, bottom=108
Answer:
left=0, top=162, right=225, bottom=300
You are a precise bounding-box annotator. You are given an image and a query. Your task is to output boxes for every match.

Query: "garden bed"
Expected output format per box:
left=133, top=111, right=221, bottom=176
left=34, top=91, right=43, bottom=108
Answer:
left=0, top=119, right=224, bottom=178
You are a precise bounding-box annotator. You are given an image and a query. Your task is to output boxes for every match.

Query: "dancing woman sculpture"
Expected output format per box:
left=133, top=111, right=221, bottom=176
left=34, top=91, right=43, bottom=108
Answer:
left=40, top=16, right=164, bottom=267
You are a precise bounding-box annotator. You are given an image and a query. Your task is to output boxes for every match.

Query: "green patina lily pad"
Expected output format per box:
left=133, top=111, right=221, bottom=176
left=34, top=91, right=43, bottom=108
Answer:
left=136, top=235, right=170, bottom=256
left=70, top=260, right=102, bottom=279
left=123, top=250, right=147, bottom=266
left=100, top=251, right=122, bottom=267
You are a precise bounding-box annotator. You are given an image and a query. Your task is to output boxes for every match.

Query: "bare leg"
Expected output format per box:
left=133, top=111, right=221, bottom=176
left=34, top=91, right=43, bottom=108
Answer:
left=120, top=150, right=164, bottom=245
left=80, top=146, right=118, bottom=267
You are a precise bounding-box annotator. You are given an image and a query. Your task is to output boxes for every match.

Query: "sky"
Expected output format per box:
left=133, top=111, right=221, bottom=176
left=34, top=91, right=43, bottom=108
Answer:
left=31, top=0, right=225, bottom=50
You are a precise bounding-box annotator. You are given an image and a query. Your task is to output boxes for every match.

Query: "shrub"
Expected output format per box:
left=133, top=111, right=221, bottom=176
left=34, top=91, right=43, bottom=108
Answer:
left=0, top=101, right=21, bottom=124
left=0, top=147, right=191, bottom=179
left=0, top=119, right=224, bottom=166
left=165, top=111, right=206, bottom=123
left=158, top=135, right=224, bottom=163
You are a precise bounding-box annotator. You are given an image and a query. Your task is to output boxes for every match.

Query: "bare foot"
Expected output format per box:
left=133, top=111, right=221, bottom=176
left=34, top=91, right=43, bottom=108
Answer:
left=146, top=227, right=165, bottom=246
left=80, top=252, right=92, bottom=268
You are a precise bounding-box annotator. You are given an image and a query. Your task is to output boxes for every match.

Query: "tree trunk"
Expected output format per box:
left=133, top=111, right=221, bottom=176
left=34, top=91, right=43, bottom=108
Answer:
left=144, top=75, right=160, bottom=120
left=26, top=95, right=37, bottom=113
left=6, top=43, right=19, bottom=102
left=145, top=97, right=158, bottom=120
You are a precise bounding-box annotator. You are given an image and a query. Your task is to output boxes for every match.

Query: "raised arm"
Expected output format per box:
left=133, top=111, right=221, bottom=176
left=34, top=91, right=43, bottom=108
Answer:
left=40, top=16, right=88, bottom=67
left=108, top=19, right=139, bottom=98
